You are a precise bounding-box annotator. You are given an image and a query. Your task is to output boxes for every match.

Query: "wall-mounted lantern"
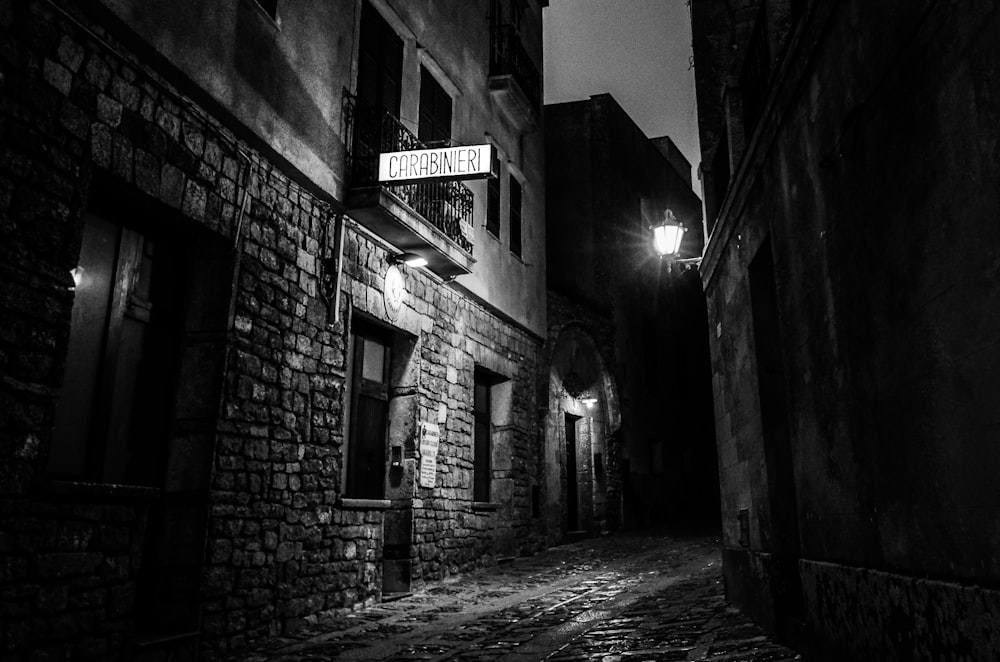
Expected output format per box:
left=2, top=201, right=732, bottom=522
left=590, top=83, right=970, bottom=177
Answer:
left=391, top=252, right=428, bottom=268
left=69, top=266, right=85, bottom=291
left=651, top=209, right=686, bottom=258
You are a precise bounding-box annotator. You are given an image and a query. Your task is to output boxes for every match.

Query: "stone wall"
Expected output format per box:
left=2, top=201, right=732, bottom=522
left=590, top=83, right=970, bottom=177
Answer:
left=337, top=229, right=546, bottom=588
left=543, top=290, right=621, bottom=541
left=0, top=490, right=152, bottom=659
left=696, top=0, right=1000, bottom=657
left=0, top=1, right=546, bottom=660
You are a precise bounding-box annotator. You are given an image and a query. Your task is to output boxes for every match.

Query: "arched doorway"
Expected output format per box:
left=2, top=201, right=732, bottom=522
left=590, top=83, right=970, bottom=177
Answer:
left=543, top=325, right=620, bottom=544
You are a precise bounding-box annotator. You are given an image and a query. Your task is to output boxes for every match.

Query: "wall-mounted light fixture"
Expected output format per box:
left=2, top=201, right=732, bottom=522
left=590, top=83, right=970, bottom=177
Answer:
left=391, top=252, right=428, bottom=268
left=579, top=396, right=598, bottom=408
left=651, top=209, right=686, bottom=258
left=652, top=209, right=703, bottom=268
left=69, top=266, right=85, bottom=291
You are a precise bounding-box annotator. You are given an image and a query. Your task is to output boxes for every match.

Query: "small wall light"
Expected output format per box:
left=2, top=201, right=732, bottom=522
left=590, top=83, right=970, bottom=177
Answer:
left=579, top=396, right=598, bottom=408
left=69, top=266, right=85, bottom=291
left=391, top=252, right=428, bottom=268
left=651, top=209, right=686, bottom=258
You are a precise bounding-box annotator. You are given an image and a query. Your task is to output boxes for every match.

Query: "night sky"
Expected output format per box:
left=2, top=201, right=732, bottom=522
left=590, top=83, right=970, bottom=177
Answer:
left=544, top=0, right=702, bottom=195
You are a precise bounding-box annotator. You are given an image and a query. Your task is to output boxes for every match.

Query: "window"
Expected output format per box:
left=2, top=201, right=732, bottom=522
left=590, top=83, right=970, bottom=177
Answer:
left=347, top=323, right=391, bottom=499
left=486, top=175, right=501, bottom=238
left=509, top=175, right=522, bottom=258
left=49, top=213, right=179, bottom=484
left=491, top=0, right=527, bottom=32
left=419, top=67, right=452, bottom=146
left=473, top=370, right=492, bottom=502
left=357, top=1, right=403, bottom=116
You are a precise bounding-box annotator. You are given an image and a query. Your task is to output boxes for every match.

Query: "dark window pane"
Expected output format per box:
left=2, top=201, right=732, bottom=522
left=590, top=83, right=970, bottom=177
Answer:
left=486, top=176, right=500, bottom=238
left=362, top=337, right=386, bottom=383
left=419, top=67, right=452, bottom=145
left=349, top=394, right=388, bottom=499
left=509, top=176, right=522, bottom=257
left=358, top=2, right=402, bottom=117
left=474, top=416, right=491, bottom=502
left=348, top=327, right=391, bottom=499
left=473, top=371, right=492, bottom=502
left=474, top=380, right=489, bottom=414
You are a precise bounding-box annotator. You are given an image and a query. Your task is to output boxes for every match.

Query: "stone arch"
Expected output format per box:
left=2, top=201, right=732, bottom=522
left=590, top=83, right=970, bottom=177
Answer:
left=542, top=323, right=621, bottom=544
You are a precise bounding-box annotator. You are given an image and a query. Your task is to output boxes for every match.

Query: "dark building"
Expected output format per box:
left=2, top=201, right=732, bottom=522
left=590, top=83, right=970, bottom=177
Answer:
left=544, top=94, right=717, bottom=534
left=0, top=0, right=549, bottom=659
left=691, top=0, right=1000, bottom=658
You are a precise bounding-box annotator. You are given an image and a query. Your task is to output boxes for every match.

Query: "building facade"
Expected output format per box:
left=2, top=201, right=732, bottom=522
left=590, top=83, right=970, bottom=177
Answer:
left=544, top=94, right=717, bottom=536
left=692, top=0, right=1000, bottom=658
left=0, top=0, right=548, bottom=659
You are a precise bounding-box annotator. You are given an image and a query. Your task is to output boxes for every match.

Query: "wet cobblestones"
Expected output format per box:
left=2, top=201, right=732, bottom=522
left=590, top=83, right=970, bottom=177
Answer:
left=236, top=533, right=802, bottom=661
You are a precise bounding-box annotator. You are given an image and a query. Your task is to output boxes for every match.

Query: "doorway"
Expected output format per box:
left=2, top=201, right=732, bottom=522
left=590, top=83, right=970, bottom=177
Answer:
left=565, top=413, right=581, bottom=531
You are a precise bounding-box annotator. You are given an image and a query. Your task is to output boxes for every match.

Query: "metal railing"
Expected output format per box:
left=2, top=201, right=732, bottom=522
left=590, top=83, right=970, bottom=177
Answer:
left=489, top=24, right=541, bottom=111
left=343, top=91, right=474, bottom=254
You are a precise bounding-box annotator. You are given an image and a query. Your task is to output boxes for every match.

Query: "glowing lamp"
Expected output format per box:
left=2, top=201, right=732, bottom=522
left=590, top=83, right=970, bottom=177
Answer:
left=651, top=209, right=685, bottom=257
left=392, top=252, right=428, bottom=268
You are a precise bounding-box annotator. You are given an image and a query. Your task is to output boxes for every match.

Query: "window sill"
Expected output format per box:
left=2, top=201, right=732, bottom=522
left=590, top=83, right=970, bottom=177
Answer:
left=338, top=497, right=391, bottom=511
left=38, top=479, right=161, bottom=502
left=472, top=501, right=500, bottom=512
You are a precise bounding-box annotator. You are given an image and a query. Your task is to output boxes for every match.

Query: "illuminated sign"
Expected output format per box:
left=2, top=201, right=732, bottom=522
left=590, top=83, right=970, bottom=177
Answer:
left=378, top=144, right=496, bottom=185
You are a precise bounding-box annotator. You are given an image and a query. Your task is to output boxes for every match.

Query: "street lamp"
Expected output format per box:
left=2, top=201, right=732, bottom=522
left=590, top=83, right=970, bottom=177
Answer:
left=651, top=209, right=685, bottom=258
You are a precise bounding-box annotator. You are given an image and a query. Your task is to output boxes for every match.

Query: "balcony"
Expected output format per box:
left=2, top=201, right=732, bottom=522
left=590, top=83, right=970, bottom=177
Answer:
left=488, top=24, right=540, bottom=131
left=343, top=91, right=475, bottom=277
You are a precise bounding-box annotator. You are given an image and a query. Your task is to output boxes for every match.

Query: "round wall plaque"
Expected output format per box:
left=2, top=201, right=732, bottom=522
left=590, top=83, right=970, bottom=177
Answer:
left=383, top=264, right=405, bottom=321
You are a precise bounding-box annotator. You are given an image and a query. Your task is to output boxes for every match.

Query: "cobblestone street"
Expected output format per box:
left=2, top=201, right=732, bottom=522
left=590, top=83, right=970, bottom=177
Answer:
left=237, top=532, right=802, bottom=661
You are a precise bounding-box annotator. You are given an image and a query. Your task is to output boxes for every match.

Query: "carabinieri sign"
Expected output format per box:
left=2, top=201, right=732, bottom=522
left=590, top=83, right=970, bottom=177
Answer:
left=378, top=144, right=497, bottom=185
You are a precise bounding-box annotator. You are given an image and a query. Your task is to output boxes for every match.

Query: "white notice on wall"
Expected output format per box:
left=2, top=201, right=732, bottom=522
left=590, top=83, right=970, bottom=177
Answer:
left=418, top=422, right=441, bottom=488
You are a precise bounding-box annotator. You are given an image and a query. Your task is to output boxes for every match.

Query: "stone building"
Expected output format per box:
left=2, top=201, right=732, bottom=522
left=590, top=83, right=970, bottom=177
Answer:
left=691, top=0, right=1000, bottom=658
left=0, top=0, right=548, bottom=659
left=544, top=94, right=717, bottom=536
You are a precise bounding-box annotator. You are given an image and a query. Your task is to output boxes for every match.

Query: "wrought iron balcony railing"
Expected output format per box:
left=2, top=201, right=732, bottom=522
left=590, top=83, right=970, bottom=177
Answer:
left=489, top=24, right=541, bottom=112
left=343, top=91, right=474, bottom=254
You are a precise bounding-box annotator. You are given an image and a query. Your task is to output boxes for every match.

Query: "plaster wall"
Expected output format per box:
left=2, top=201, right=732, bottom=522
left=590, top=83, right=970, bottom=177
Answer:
left=97, top=0, right=547, bottom=337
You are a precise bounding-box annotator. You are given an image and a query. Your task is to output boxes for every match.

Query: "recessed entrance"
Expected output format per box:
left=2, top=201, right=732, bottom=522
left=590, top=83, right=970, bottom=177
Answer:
left=565, top=413, right=581, bottom=531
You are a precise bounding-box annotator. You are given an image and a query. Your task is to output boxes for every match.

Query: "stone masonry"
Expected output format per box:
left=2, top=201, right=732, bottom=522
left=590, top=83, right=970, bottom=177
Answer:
left=0, top=1, right=546, bottom=660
